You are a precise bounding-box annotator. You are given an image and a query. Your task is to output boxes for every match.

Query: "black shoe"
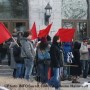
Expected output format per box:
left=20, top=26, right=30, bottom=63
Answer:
left=72, top=80, right=80, bottom=83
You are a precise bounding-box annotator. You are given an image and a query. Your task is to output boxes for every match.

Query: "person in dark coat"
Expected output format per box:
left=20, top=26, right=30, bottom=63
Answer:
left=13, top=40, right=24, bottom=78
left=48, top=36, right=63, bottom=90
left=36, top=37, right=50, bottom=84
left=70, top=41, right=81, bottom=83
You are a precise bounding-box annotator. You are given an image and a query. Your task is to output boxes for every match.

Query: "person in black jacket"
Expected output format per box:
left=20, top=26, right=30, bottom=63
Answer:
left=70, top=41, right=81, bottom=83
left=48, top=36, right=63, bottom=90
left=13, top=40, right=24, bottom=78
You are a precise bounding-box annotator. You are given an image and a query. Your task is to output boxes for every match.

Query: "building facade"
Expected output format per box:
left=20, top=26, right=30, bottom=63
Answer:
left=0, top=0, right=88, bottom=40
left=62, top=0, right=87, bottom=40
left=28, top=0, right=62, bottom=37
left=28, top=0, right=88, bottom=40
left=0, top=0, right=29, bottom=32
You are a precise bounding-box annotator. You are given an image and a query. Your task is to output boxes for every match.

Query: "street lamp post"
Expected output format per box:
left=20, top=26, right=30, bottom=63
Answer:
left=44, top=3, right=52, bottom=25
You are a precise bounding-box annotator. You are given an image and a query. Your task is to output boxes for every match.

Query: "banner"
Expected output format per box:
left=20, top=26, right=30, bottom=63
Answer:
left=0, top=23, right=11, bottom=44
left=56, top=28, right=75, bottom=42
left=38, top=23, right=52, bottom=38
left=30, top=22, right=37, bottom=40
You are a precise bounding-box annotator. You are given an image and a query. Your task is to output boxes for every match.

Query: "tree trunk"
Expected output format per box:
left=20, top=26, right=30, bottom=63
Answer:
left=87, top=0, right=90, bottom=37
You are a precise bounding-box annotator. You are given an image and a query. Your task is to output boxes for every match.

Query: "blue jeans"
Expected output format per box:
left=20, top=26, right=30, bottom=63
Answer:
left=81, top=60, right=89, bottom=78
left=37, top=63, right=49, bottom=83
left=25, top=60, right=34, bottom=80
left=48, top=68, right=61, bottom=88
left=16, top=64, right=24, bottom=78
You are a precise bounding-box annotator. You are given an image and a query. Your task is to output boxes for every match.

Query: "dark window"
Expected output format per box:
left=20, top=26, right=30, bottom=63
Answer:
left=0, top=0, right=28, bottom=19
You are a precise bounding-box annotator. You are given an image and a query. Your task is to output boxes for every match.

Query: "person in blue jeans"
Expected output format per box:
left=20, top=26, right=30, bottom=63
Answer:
left=81, top=60, right=89, bottom=78
left=20, top=31, right=36, bottom=80
left=24, top=59, right=34, bottom=80
left=80, top=38, right=89, bottom=78
left=48, top=68, right=60, bottom=89
left=16, top=64, right=25, bottom=78
left=48, top=36, right=64, bottom=90
left=13, top=40, right=25, bottom=78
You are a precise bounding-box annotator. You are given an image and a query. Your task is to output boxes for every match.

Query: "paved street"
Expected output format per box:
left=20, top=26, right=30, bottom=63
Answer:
left=0, top=60, right=90, bottom=90
left=0, top=76, right=89, bottom=90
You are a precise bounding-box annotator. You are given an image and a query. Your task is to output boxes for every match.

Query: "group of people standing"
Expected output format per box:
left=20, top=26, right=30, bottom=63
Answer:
left=0, top=29, right=90, bottom=90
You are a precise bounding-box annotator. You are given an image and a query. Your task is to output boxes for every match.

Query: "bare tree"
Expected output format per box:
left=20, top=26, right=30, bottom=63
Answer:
left=62, top=0, right=87, bottom=19
left=86, top=0, right=90, bottom=37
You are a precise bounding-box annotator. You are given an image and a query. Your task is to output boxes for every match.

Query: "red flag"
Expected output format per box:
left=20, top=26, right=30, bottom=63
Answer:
left=56, top=28, right=75, bottom=42
left=38, top=23, right=52, bottom=38
left=0, top=23, right=11, bottom=44
left=30, top=22, right=37, bottom=40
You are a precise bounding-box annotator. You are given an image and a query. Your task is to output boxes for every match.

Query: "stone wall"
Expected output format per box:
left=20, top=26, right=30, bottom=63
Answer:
left=28, top=0, right=62, bottom=37
left=28, top=0, right=87, bottom=37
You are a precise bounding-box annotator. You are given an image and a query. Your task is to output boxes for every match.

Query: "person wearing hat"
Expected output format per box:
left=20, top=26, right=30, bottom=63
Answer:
left=36, top=37, right=51, bottom=84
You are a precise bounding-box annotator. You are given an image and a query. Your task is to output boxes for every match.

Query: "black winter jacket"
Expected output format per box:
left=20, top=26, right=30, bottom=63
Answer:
left=13, top=45, right=24, bottom=64
left=50, top=42, right=63, bottom=68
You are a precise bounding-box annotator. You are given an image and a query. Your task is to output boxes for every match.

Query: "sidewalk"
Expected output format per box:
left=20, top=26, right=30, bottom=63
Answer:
left=0, top=76, right=89, bottom=90
left=0, top=76, right=55, bottom=90
left=0, top=59, right=90, bottom=90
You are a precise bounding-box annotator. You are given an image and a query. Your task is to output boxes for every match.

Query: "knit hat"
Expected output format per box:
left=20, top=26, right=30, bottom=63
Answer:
left=41, top=37, right=47, bottom=43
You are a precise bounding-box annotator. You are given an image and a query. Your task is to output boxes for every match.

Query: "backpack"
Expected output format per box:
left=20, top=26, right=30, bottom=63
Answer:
left=37, top=49, right=50, bottom=60
left=13, top=45, right=21, bottom=57
left=36, top=49, right=51, bottom=65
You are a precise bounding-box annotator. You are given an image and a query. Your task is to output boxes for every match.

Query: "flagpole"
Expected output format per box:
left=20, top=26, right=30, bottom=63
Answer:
left=12, top=37, right=19, bottom=47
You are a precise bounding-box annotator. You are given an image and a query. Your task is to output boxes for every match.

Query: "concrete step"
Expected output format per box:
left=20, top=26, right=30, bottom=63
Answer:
left=0, top=65, right=13, bottom=76
left=0, top=65, right=11, bottom=69
left=1, top=59, right=8, bottom=65
left=0, top=69, right=13, bottom=73
left=0, top=73, right=13, bottom=76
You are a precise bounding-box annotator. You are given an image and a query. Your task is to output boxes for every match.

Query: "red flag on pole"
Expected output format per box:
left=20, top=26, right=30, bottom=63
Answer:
left=30, top=22, right=37, bottom=40
left=38, top=23, right=52, bottom=38
left=0, top=23, right=11, bottom=44
left=56, top=28, right=75, bottom=42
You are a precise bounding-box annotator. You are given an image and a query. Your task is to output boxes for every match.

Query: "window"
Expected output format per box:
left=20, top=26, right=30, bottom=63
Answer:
left=0, top=0, right=28, bottom=19
left=77, top=22, right=87, bottom=40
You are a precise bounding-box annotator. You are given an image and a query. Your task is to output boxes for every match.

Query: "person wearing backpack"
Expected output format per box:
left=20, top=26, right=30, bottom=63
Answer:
left=36, top=37, right=51, bottom=84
